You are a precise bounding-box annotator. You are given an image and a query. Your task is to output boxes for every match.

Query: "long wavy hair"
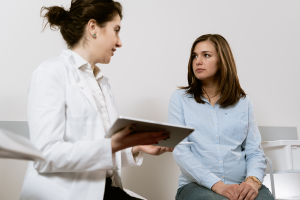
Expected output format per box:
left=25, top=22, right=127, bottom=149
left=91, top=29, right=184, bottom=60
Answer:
left=180, top=34, right=246, bottom=107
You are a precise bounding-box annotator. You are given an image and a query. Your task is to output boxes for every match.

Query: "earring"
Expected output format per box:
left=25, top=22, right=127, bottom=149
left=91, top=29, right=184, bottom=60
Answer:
left=93, top=33, right=96, bottom=38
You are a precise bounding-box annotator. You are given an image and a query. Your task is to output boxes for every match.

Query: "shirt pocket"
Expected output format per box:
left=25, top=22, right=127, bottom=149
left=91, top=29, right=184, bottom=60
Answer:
left=222, top=112, right=248, bottom=143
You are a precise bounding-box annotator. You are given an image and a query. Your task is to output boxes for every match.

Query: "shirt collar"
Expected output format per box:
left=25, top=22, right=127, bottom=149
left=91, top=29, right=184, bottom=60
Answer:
left=70, top=50, right=89, bottom=69
left=94, top=65, right=103, bottom=80
left=70, top=50, right=103, bottom=80
left=201, top=94, right=222, bottom=106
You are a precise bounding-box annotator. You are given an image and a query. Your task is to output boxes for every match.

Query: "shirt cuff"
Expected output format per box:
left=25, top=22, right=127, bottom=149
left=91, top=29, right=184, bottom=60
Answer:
left=200, top=172, right=221, bottom=190
left=131, top=147, right=143, bottom=165
left=121, top=147, right=144, bottom=167
left=246, top=172, right=264, bottom=184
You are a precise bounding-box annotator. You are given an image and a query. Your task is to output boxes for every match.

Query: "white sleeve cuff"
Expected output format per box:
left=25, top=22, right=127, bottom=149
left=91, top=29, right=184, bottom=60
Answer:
left=121, top=147, right=144, bottom=167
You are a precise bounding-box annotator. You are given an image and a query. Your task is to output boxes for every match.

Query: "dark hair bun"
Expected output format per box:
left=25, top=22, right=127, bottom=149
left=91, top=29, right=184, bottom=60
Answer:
left=41, top=0, right=123, bottom=48
left=41, top=6, right=67, bottom=29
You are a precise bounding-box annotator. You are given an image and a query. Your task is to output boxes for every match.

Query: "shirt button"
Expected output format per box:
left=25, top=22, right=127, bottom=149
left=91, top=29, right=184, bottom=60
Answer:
left=220, top=161, right=222, bottom=164
left=213, top=111, right=215, bottom=113
left=217, top=148, right=220, bottom=150
left=215, top=122, right=217, bottom=124
left=222, top=176, right=224, bottom=178
left=216, top=135, right=218, bottom=138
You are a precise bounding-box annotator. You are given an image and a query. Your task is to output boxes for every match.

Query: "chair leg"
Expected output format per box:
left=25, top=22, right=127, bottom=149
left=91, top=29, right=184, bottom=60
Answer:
left=265, top=157, right=276, bottom=200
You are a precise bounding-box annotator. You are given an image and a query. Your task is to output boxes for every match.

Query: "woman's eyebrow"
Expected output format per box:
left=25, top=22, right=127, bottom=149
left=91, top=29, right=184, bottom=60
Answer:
left=202, top=51, right=212, bottom=53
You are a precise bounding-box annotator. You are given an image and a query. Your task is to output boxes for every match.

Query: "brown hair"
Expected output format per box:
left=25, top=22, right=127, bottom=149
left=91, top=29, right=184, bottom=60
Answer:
left=41, top=0, right=123, bottom=48
left=180, top=34, right=246, bottom=107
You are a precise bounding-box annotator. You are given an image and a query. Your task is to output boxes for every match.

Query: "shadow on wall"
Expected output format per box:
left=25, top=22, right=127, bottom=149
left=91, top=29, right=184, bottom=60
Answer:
left=117, top=96, right=171, bottom=123
left=122, top=153, right=181, bottom=200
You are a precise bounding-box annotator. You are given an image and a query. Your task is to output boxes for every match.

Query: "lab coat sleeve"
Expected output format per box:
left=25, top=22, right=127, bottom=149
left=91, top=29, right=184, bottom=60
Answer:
left=121, top=148, right=144, bottom=167
left=28, top=63, right=113, bottom=173
left=169, top=91, right=221, bottom=189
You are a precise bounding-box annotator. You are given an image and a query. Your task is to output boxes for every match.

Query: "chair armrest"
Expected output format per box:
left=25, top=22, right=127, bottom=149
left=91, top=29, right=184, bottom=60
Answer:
left=265, top=157, right=276, bottom=200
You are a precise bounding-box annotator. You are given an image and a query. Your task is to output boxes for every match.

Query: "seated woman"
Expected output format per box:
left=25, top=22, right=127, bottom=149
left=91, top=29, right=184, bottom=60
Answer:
left=168, top=34, right=274, bottom=200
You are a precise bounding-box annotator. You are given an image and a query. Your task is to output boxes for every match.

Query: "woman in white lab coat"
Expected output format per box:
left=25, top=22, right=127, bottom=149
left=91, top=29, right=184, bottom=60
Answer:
left=20, top=1, right=172, bottom=200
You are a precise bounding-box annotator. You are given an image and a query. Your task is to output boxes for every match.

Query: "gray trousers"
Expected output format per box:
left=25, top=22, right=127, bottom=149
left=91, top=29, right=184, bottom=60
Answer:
left=176, top=183, right=274, bottom=200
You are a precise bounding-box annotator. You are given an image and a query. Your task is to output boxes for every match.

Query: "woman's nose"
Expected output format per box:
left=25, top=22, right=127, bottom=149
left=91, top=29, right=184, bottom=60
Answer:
left=195, top=56, right=203, bottom=65
left=116, top=37, right=122, bottom=48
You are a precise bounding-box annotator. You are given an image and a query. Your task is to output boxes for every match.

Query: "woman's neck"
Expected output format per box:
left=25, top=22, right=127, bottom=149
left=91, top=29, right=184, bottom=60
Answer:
left=202, top=79, right=219, bottom=96
left=201, top=79, right=220, bottom=107
left=72, top=46, right=97, bottom=71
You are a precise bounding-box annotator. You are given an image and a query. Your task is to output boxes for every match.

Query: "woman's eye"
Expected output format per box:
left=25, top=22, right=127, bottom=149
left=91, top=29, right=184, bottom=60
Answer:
left=115, top=30, right=120, bottom=33
left=192, top=55, right=197, bottom=59
left=204, top=54, right=210, bottom=58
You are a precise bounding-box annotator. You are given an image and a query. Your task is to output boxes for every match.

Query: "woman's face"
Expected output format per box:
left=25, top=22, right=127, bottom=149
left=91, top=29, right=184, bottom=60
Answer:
left=192, top=41, right=219, bottom=82
left=93, top=15, right=122, bottom=64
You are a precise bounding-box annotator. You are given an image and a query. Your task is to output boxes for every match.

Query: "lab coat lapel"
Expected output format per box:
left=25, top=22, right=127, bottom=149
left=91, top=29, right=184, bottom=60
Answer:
left=76, top=71, right=99, bottom=115
left=98, top=77, right=118, bottom=122
left=66, top=50, right=100, bottom=117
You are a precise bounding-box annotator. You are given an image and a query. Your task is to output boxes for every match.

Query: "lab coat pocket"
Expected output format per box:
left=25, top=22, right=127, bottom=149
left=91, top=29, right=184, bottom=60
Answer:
left=20, top=169, right=69, bottom=200
left=223, top=112, right=247, bottom=143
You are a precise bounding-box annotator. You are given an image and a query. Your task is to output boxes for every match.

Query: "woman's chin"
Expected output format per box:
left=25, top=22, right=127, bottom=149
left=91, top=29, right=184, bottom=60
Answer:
left=101, top=57, right=111, bottom=64
left=195, top=75, right=207, bottom=81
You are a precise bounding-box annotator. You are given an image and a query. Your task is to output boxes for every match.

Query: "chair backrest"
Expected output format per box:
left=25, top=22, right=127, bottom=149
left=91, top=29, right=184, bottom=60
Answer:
left=258, top=126, right=298, bottom=142
left=0, top=121, right=30, bottom=139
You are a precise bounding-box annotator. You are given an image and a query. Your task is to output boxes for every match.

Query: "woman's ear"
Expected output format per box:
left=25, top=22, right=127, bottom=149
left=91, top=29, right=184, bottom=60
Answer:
left=87, top=19, right=97, bottom=38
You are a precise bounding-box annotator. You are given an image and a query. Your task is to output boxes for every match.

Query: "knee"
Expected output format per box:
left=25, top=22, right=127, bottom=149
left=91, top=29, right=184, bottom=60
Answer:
left=255, top=185, right=274, bottom=200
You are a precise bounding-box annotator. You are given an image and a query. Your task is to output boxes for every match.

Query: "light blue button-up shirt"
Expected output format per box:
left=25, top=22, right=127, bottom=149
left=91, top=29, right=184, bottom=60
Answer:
left=168, top=89, right=266, bottom=190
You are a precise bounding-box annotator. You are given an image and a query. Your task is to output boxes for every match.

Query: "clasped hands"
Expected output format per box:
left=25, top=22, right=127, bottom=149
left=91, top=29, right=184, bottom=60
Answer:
left=212, top=178, right=259, bottom=200
left=111, top=125, right=174, bottom=155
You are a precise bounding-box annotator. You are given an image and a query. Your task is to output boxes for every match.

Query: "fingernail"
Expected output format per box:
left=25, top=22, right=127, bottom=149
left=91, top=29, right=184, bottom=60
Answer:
left=129, top=126, right=134, bottom=130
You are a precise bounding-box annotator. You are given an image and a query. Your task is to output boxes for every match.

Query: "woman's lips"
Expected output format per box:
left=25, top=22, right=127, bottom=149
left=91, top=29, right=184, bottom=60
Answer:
left=196, top=68, right=205, bottom=72
left=111, top=49, right=116, bottom=56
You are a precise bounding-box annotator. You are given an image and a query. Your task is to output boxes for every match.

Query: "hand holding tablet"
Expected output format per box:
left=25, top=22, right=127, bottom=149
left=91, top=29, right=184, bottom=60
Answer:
left=107, top=116, right=194, bottom=148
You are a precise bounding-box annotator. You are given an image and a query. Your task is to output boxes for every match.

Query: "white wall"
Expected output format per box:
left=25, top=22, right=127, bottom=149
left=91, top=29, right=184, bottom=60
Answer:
left=1, top=0, right=300, bottom=199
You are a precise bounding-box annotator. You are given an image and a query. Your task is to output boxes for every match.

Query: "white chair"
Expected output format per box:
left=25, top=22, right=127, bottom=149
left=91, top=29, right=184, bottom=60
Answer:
left=259, top=126, right=300, bottom=200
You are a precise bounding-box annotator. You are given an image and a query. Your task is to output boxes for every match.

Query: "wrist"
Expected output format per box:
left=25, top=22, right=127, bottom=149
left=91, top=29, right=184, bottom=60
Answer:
left=132, top=146, right=141, bottom=154
left=245, top=176, right=261, bottom=189
left=111, top=139, right=120, bottom=154
left=211, top=181, right=224, bottom=192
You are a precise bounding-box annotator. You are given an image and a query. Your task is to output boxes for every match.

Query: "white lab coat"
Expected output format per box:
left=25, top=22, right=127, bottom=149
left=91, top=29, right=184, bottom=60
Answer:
left=20, top=50, right=143, bottom=200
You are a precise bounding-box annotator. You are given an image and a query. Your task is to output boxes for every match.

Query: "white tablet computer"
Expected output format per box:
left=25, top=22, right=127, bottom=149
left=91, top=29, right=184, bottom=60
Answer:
left=106, top=116, right=194, bottom=148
